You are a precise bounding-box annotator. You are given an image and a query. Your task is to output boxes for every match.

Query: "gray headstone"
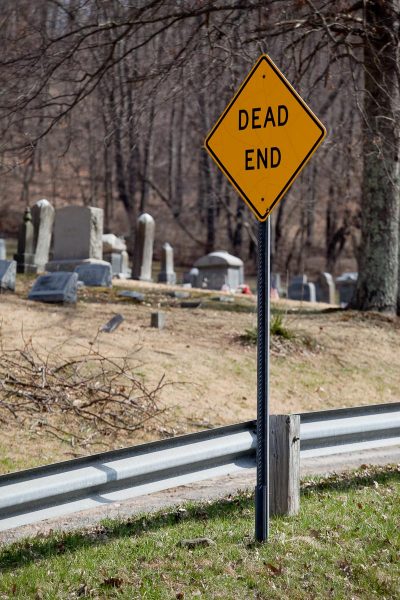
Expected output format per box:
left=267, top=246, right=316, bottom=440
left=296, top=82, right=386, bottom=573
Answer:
left=158, top=242, right=176, bottom=284
left=194, top=251, right=244, bottom=291
left=183, top=267, right=200, bottom=287
left=102, top=234, right=126, bottom=253
left=0, top=260, right=16, bottom=292
left=291, top=274, right=308, bottom=285
left=31, top=199, right=55, bottom=273
left=47, top=206, right=103, bottom=271
left=74, top=261, right=112, bottom=287
left=315, top=272, right=336, bottom=304
left=103, top=252, right=123, bottom=275
left=0, top=239, right=6, bottom=261
left=287, top=279, right=316, bottom=302
left=120, top=250, right=131, bottom=277
left=132, top=213, right=155, bottom=281
left=14, top=207, right=35, bottom=273
left=101, top=314, right=124, bottom=333
left=151, top=311, right=166, bottom=329
left=117, top=290, right=145, bottom=302
left=28, top=272, right=78, bottom=303
left=336, top=272, right=358, bottom=306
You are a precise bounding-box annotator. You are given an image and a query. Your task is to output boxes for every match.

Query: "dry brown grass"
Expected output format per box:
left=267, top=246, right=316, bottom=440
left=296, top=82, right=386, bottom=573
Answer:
left=0, top=279, right=399, bottom=473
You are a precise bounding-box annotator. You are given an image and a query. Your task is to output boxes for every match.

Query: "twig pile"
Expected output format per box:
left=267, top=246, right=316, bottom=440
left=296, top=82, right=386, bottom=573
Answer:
left=0, top=338, right=170, bottom=446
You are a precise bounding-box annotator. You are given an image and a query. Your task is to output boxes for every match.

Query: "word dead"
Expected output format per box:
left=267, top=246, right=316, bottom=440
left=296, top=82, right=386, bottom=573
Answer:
left=239, top=105, right=288, bottom=171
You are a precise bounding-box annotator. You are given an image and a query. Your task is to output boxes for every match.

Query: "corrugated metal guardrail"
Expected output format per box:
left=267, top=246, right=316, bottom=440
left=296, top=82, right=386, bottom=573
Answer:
left=0, top=402, right=399, bottom=531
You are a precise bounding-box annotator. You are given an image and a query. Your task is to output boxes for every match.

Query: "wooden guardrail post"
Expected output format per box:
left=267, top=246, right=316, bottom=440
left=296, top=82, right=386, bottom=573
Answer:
left=270, top=414, right=300, bottom=516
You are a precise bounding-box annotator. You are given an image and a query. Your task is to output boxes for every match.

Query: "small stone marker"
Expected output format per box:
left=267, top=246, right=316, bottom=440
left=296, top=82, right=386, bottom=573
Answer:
left=0, top=239, right=6, bottom=261
left=117, top=290, right=145, bottom=302
left=0, top=260, right=16, bottom=292
left=287, top=275, right=316, bottom=302
left=28, top=272, right=78, bottom=303
left=180, top=300, right=202, bottom=309
left=167, top=291, right=190, bottom=299
left=31, top=199, right=55, bottom=273
left=158, top=242, right=176, bottom=284
left=132, top=213, right=155, bottom=281
left=101, top=314, right=124, bottom=333
left=74, top=262, right=112, bottom=287
left=14, top=207, right=35, bottom=273
left=315, top=272, right=336, bottom=304
left=151, top=311, right=166, bottom=329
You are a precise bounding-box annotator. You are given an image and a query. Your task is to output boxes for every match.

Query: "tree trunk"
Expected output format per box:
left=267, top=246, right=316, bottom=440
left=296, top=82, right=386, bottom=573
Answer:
left=351, top=1, right=400, bottom=313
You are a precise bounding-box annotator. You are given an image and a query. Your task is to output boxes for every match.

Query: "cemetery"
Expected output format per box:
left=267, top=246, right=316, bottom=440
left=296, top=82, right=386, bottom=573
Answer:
left=0, top=202, right=398, bottom=475
left=1, top=3, right=400, bottom=596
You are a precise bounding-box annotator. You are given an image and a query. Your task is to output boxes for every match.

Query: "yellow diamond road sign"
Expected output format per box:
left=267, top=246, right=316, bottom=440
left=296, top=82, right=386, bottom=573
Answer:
left=204, top=55, right=326, bottom=222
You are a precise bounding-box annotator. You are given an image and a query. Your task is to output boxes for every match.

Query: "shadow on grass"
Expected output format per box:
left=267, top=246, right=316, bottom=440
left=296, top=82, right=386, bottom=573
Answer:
left=0, top=465, right=398, bottom=572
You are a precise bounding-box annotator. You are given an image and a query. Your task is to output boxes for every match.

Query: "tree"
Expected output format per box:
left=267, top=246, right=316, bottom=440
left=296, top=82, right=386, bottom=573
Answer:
left=351, top=0, right=400, bottom=313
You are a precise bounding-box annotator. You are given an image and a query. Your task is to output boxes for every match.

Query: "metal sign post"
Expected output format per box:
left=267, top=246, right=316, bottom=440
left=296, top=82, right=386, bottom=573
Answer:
left=255, top=218, right=270, bottom=542
left=204, top=54, right=326, bottom=543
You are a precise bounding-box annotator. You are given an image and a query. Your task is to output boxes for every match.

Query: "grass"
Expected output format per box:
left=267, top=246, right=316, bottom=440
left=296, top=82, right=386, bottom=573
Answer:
left=241, top=312, right=297, bottom=346
left=0, top=465, right=398, bottom=599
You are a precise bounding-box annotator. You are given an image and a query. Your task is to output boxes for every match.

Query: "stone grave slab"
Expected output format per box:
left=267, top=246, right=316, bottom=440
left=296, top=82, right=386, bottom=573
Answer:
left=74, top=261, right=112, bottom=287
left=0, top=260, right=16, bottom=292
left=28, top=272, right=78, bottom=303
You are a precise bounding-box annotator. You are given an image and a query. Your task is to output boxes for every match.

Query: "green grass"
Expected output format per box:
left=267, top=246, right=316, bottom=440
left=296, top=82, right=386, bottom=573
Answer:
left=0, top=465, right=399, bottom=599
left=241, top=312, right=296, bottom=345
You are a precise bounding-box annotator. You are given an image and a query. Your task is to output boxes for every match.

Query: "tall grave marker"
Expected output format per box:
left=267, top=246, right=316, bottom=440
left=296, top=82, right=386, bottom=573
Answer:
left=205, top=55, right=326, bottom=542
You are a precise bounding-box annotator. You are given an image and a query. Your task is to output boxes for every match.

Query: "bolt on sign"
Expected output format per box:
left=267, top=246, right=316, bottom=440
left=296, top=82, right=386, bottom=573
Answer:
left=204, top=55, right=326, bottom=222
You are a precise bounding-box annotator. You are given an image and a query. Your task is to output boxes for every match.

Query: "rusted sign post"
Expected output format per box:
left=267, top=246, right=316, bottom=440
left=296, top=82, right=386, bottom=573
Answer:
left=205, top=55, right=326, bottom=542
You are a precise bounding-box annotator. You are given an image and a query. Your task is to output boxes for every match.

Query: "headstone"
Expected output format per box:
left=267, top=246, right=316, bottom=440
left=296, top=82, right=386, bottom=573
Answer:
left=0, top=239, right=6, bottom=261
left=46, top=206, right=103, bottom=271
left=0, top=260, right=16, bottom=292
left=102, top=234, right=131, bottom=277
left=315, top=272, right=336, bottom=304
left=74, top=261, right=112, bottom=287
left=336, top=272, right=357, bottom=307
left=183, top=267, right=200, bottom=287
left=132, top=213, right=155, bottom=281
left=101, top=314, right=124, bottom=333
left=151, top=311, right=166, bottom=329
left=117, top=290, right=145, bottom=302
left=31, top=199, right=55, bottom=273
left=193, top=251, right=244, bottom=291
left=287, top=275, right=316, bottom=302
left=14, top=207, right=35, bottom=273
left=180, top=300, right=202, bottom=309
left=158, top=242, right=176, bottom=285
left=28, top=272, right=78, bottom=303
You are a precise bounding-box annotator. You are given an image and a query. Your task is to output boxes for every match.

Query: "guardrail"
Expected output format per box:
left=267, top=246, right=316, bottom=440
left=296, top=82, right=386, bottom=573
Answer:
left=0, top=402, right=399, bottom=532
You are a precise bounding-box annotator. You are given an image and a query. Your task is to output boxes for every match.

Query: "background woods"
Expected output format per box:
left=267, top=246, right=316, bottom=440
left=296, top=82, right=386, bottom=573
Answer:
left=0, top=0, right=399, bottom=312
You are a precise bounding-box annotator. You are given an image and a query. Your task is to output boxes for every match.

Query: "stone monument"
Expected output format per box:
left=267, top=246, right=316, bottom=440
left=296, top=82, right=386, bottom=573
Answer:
left=31, top=199, right=55, bottom=273
left=132, top=213, right=155, bottom=281
left=158, top=242, right=176, bottom=284
left=287, top=275, right=316, bottom=302
left=0, top=260, right=16, bottom=292
left=46, top=206, right=106, bottom=272
left=193, top=251, right=244, bottom=290
left=315, top=272, right=336, bottom=304
left=28, top=272, right=78, bottom=303
left=14, top=207, right=35, bottom=273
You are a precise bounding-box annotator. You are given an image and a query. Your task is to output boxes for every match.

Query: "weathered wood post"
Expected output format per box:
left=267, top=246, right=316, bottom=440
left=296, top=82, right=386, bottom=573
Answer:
left=270, top=414, right=300, bottom=515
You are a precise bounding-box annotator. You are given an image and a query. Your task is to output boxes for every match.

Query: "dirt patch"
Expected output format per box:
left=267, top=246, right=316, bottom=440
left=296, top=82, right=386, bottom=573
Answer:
left=1, top=279, right=400, bottom=472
